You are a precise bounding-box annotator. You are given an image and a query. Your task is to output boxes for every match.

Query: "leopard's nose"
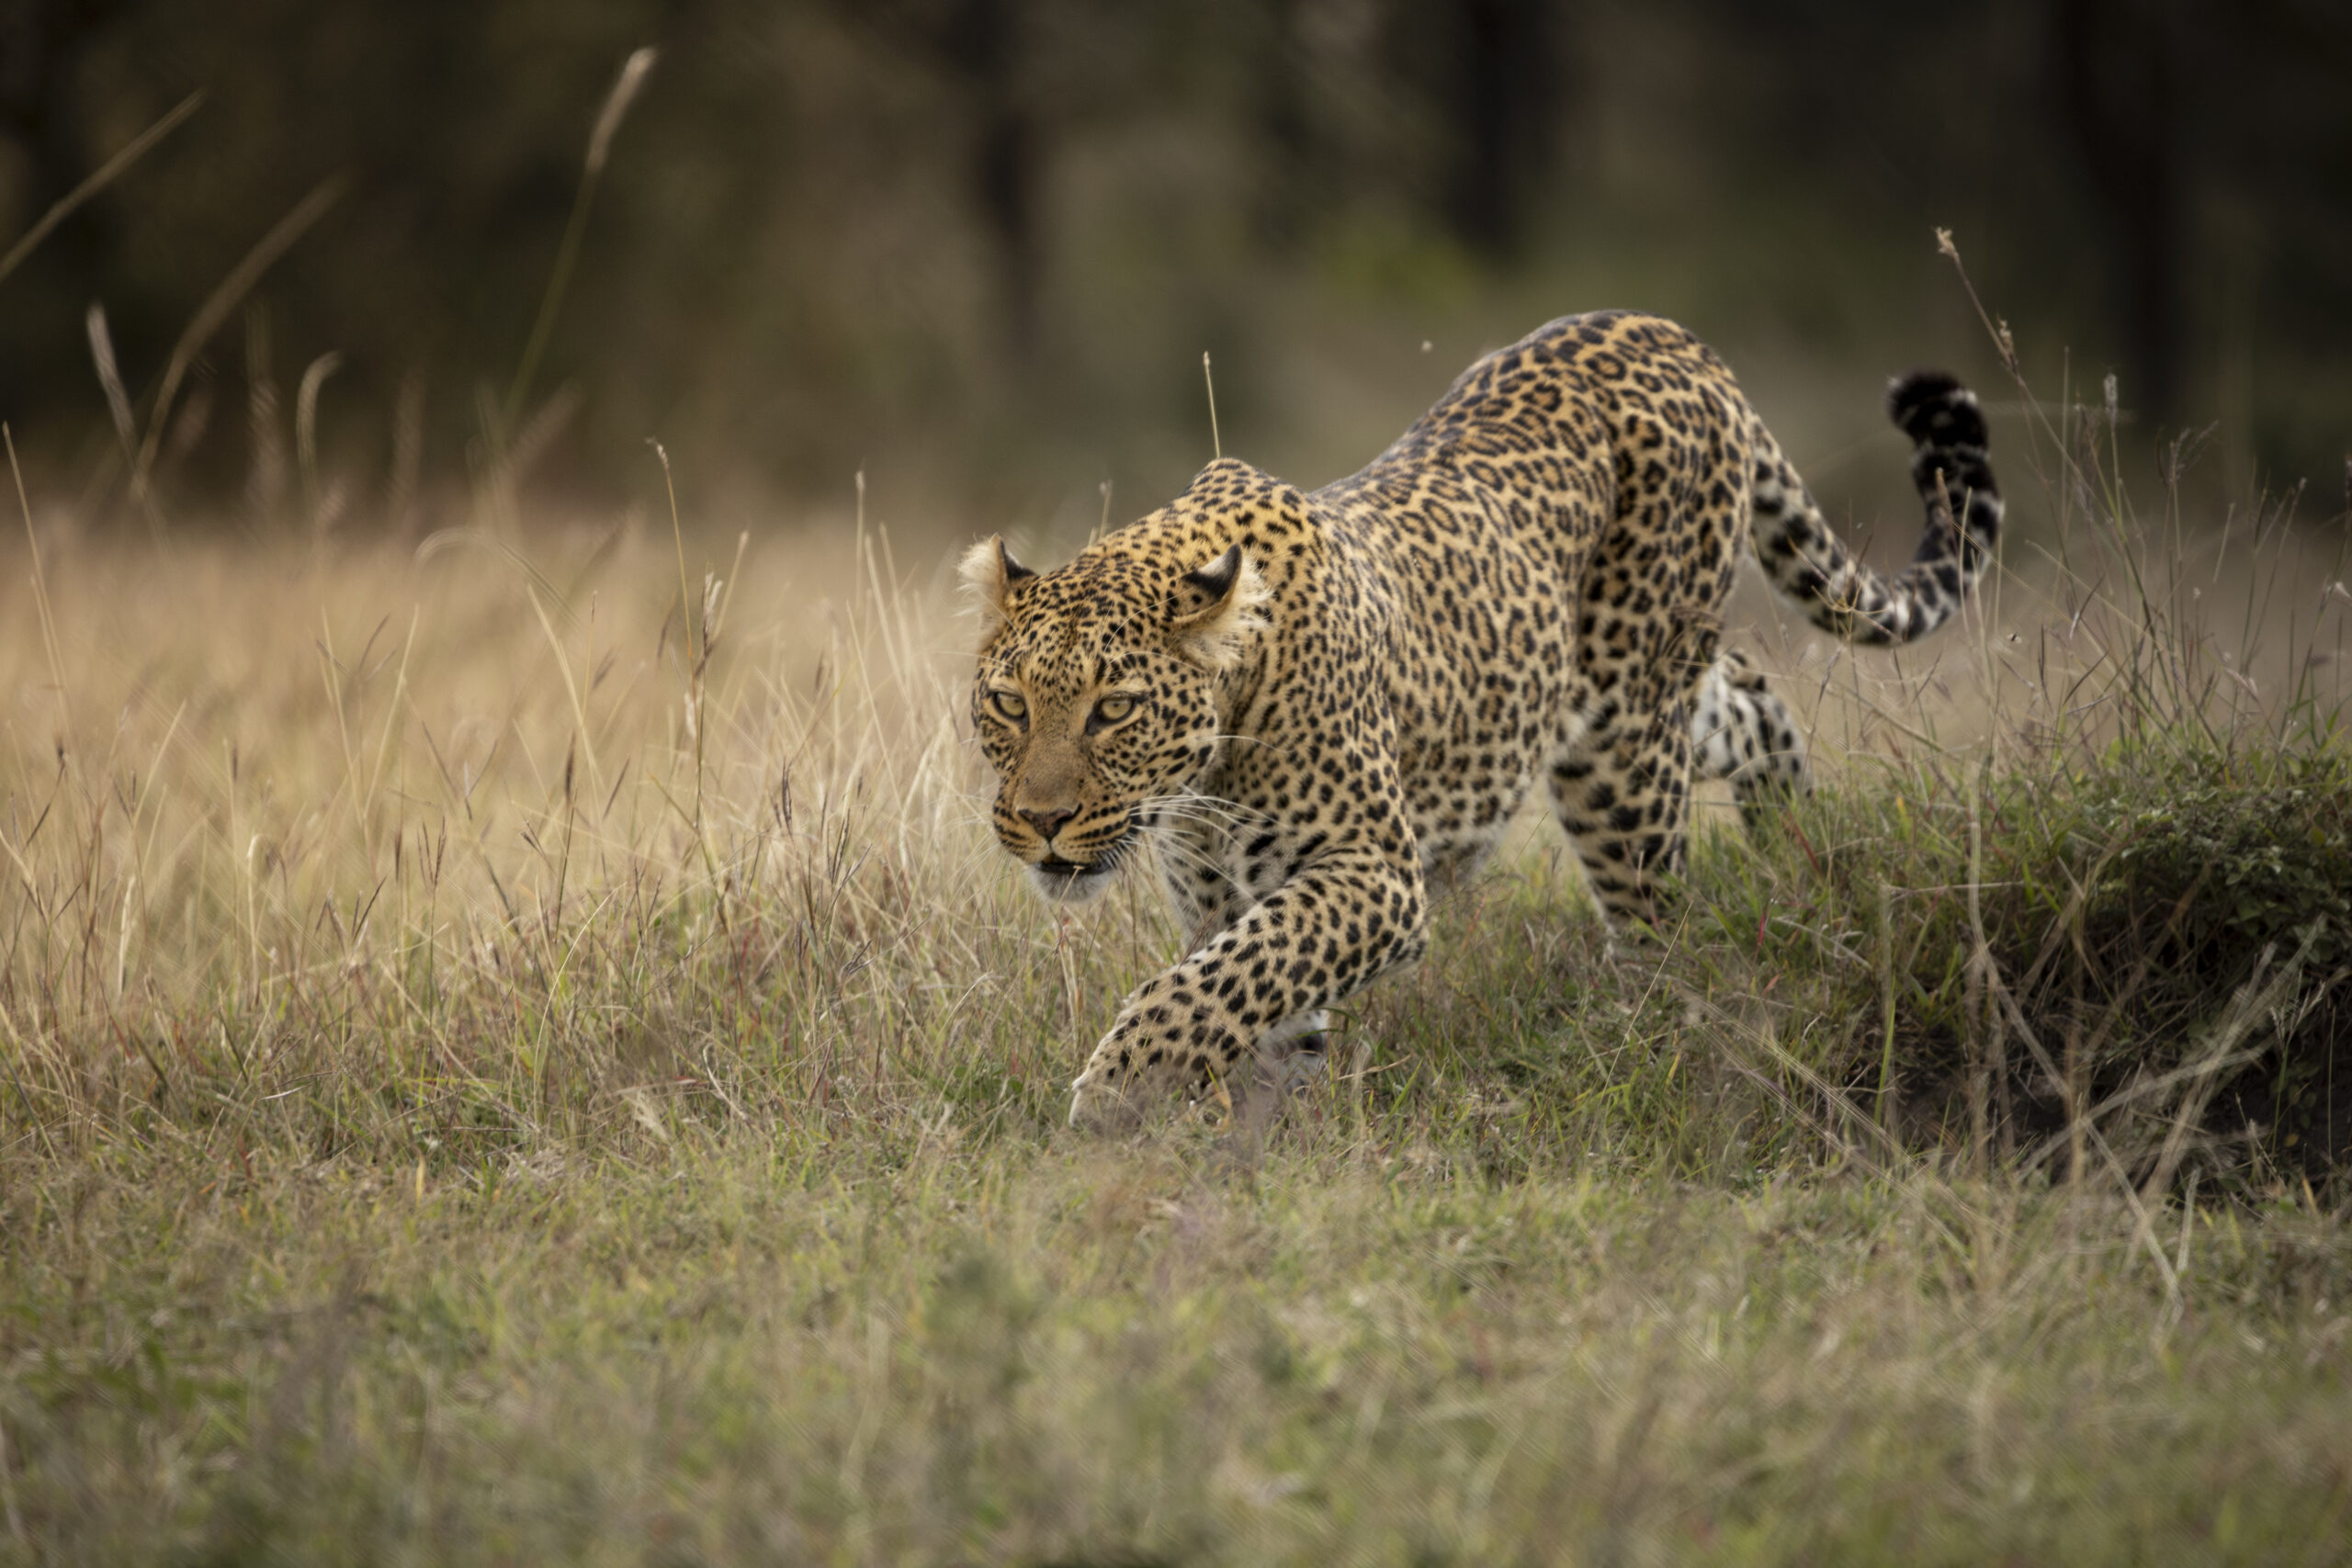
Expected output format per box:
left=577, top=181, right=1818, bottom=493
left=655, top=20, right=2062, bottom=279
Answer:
left=1020, top=806, right=1076, bottom=840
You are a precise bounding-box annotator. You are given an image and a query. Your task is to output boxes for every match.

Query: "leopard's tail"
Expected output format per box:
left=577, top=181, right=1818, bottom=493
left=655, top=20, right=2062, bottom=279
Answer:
left=1748, top=371, right=2001, bottom=646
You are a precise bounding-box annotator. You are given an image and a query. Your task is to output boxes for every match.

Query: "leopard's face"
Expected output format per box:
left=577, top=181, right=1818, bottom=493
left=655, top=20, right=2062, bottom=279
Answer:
left=964, top=536, right=1265, bottom=905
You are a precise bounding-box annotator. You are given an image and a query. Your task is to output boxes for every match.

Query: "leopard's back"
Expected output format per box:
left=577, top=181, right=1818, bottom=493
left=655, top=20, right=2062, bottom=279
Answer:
left=1307, top=312, right=1763, bottom=885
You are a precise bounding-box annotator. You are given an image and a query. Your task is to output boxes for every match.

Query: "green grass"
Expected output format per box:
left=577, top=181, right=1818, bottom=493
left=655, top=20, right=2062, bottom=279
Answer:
left=9, top=1083, right=2352, bottom=1565
left=5, top=371, right=2352, bottom=1562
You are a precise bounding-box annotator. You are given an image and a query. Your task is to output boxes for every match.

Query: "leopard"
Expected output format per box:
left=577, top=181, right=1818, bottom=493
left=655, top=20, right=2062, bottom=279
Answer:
left=961, top=310, right=2001, bottom=1128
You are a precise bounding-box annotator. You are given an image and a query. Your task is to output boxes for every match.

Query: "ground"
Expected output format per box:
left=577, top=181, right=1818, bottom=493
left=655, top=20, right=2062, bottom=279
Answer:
left=2, top=481, right=2349, bottom=1562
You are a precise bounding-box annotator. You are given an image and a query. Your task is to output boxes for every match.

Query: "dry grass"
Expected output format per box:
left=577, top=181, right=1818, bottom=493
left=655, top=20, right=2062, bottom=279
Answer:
left=2, top=404, right=2351, bottom=1562
left=0, top=511, right=1030, bottom=1153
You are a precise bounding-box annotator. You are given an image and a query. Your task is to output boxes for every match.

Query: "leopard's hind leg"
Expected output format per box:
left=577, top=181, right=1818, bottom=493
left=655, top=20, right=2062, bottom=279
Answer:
left=1690, top=649, right=1807, bottom=829
left=1548, top=659, right=1702, bottom=932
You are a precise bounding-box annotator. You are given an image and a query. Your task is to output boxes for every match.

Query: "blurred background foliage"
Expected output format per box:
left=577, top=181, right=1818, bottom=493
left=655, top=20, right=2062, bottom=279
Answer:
left=0, top=0, right=2346, bottom=536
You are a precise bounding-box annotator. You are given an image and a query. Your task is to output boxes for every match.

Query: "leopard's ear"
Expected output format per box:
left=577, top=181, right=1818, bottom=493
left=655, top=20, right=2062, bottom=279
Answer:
left=959, top=536, right=1035, bottom=633
left=1169, top=545, right=1270, bottom=670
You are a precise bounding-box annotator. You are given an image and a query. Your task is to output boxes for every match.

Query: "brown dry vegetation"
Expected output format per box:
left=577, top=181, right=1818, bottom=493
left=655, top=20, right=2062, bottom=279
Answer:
left=2, top=367, right=2352, bottom=1560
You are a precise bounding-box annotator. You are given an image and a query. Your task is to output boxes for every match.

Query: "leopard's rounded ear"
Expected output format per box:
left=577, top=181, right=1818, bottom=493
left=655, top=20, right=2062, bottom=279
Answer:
left=960, top=536, right=1035, bottom=632
left=1170, top=545, right=1270, bottom=670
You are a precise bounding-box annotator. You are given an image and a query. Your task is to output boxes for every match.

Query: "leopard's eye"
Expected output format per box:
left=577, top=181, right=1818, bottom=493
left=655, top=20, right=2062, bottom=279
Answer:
left=1094, top=694, right=1136, bottom=725
left=989, top=690, right=1027, bottom=723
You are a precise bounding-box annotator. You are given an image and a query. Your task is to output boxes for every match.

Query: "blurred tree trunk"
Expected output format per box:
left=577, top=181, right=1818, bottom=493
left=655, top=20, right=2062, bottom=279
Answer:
left=1444, top=0, right=1552, bottom=258
left=2052, top=0, right=2186, bottom=422
left=0, top=0, right=116, bottom=239
left=1253, top=0, right=1312, bottom=251
left=0, top=0, right=121, bottom=412
left=942, top=0, right=1042, bottom=360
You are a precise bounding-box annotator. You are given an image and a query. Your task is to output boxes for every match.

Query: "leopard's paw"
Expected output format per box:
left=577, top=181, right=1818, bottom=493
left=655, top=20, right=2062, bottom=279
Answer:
left=1068, top=1067, right=1139, bottom=1132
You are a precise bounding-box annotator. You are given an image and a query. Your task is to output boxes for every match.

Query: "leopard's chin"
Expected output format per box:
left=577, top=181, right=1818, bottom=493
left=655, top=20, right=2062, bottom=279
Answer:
left=1022, top=826, right=1138, bottom=905
left=1026, top=857, right=1117, bottom=905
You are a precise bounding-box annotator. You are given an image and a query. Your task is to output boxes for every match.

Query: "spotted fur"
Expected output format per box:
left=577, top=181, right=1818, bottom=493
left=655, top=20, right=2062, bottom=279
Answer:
left=962, top=312, right=2001, bottom=1126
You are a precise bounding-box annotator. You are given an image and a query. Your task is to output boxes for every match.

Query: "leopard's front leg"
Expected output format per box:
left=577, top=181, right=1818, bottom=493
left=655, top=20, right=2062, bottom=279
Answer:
left=1069, top=848, right=1428, bottom=1127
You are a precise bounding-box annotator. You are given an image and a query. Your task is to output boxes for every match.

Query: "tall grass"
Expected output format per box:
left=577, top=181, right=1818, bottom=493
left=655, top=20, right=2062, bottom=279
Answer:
left=2, top=324, right=2350, bottom=1561
left=1697, top=344, right=2352, bottom=1190
left=0, top=503, right=1069, bottom=1162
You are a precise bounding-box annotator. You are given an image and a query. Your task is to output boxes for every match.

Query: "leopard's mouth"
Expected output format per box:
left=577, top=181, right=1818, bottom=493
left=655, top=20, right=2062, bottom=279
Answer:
left=1023, top=826, right=1139, bottom=905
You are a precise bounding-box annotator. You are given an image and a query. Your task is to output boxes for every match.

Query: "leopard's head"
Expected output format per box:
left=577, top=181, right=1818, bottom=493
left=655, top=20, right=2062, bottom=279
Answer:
left=962, top=533, right=1267, bottom=904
